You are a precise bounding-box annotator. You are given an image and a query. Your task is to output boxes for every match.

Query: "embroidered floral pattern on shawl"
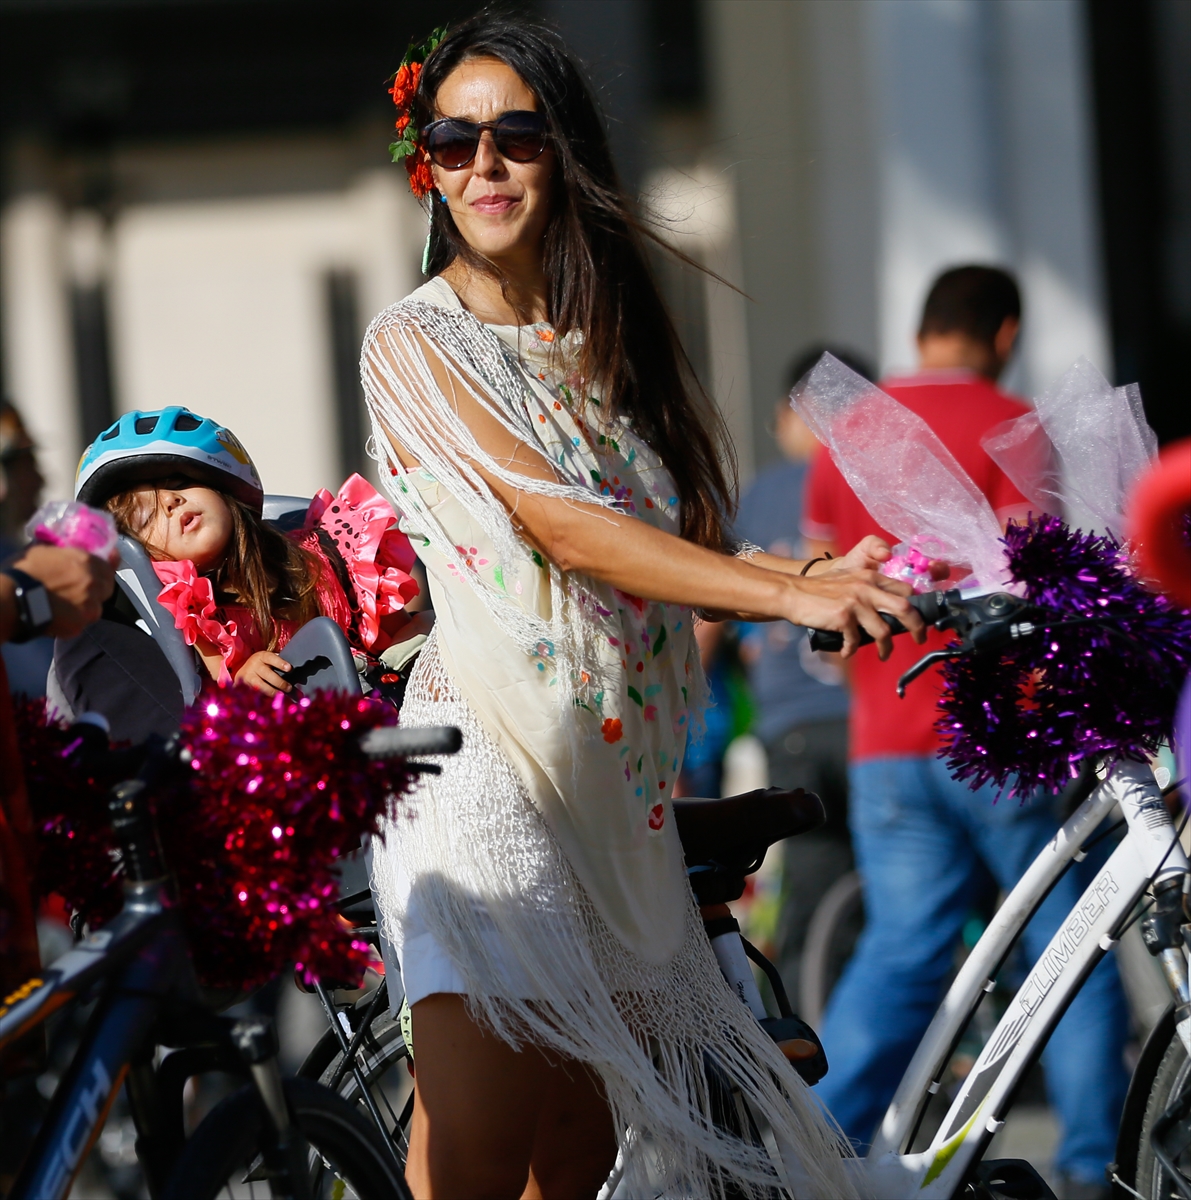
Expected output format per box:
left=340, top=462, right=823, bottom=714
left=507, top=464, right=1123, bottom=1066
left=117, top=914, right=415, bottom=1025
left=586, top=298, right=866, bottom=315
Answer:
left=360, top=284, right=705, bottom=960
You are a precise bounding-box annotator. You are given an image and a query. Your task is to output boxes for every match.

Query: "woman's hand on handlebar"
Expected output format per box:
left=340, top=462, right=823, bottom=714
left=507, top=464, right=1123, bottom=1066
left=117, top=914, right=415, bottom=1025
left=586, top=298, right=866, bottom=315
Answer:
left=785, top=569, right=926, bottom=660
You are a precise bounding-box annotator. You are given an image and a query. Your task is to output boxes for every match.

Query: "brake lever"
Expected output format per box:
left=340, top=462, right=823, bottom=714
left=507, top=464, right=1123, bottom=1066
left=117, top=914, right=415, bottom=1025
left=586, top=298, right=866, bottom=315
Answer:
left=896, top=645, right=972, bottom=697
left=895, top=593, right=1043, bottom=696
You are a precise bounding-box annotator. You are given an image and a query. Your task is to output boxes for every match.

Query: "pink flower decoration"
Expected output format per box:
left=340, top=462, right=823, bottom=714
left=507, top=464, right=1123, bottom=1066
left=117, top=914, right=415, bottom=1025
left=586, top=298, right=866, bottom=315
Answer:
left=152, top=559, right=243, bottom=685
left=299, top=473, right=420, bottom=653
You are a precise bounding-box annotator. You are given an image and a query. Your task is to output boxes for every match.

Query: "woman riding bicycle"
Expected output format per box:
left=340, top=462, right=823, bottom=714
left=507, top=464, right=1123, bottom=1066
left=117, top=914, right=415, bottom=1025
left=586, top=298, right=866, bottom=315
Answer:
left=363, top=16, right=926, bottom=1198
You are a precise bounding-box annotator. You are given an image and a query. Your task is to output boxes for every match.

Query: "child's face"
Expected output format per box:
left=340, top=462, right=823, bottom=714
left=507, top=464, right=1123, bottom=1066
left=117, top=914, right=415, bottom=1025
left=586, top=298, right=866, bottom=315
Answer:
left=130, top=483, right=233, bottom=570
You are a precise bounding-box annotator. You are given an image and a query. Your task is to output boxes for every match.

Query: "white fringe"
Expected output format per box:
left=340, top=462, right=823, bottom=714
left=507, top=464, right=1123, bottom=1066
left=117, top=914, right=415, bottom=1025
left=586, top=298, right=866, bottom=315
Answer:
left=372, top=639, right=861, bottom=1200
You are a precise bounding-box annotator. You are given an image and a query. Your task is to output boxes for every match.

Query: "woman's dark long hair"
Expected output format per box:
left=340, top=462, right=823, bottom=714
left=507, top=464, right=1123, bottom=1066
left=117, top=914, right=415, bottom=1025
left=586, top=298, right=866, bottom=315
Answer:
left=413, top=14, right=736, bottom=548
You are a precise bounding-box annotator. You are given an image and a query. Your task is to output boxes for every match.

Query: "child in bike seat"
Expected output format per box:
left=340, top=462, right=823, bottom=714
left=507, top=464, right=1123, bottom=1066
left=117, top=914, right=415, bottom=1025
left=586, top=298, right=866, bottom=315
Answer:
left=73, top=406, right=423, bottom=698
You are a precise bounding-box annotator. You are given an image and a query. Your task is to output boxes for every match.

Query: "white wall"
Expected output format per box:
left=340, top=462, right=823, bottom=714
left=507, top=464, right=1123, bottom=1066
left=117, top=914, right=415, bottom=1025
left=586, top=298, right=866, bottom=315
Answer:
left=2, top=161, right=422, bottom=503
left=869, top=0, right=1109, bottom=390
left=704, top=0, right=1111, bottom=473
left=1, top=194, right=79, bottom=501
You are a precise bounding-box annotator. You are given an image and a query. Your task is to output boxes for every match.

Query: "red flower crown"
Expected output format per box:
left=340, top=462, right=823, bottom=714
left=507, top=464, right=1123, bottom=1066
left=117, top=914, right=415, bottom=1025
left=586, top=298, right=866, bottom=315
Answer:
left=388, top=27, right=446, bottom=199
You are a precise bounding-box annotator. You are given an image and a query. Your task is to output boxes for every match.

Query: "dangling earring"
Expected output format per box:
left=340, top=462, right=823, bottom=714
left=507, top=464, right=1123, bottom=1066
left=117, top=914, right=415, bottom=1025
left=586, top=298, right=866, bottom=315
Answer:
left=421, top=202, right=433, bottom=276
left=440, top=192, right=449, bottom=203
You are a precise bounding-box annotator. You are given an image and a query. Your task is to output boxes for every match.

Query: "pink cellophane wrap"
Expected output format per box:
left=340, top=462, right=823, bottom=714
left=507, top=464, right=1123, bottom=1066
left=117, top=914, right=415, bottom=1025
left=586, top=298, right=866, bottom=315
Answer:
left=26, top=500, right=118, bottom=559
left=790, top=353, right=1008, bottom=589
left=982, top=357, right=1157, bottom=539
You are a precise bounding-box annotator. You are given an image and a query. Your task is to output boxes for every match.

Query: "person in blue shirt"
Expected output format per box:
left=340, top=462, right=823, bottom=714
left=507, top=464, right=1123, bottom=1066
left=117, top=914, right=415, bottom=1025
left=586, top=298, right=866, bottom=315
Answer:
left=735, top=346, right=873, bottom=1001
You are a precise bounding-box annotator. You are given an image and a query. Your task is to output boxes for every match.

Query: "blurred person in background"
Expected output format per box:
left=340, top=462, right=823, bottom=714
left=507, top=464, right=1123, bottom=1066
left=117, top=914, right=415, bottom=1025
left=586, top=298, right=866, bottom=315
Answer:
left=673, top=619, right=752, bottom=798
left=735, top=346, right=872, bottom=1000
left=0, top=403, right=53, bottom=699
left=1, top=539, right=115, bottom=1076
left=806, top=266, right=1129, bottom=1199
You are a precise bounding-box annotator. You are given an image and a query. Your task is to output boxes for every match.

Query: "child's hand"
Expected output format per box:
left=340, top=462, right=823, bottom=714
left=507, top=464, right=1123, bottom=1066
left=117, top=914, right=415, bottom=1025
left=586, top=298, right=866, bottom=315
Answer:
left=234, top=650, right=293, bottom=696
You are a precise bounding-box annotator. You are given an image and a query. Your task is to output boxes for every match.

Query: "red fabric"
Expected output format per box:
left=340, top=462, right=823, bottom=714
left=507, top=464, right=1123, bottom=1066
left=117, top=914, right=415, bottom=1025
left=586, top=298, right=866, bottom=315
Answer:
left=803, top=372, right=1029, bottom=761
left=153, top=474, right=419, bottom=683
left=296, top=473, right=419, bottom=655
left=0, top=659, right=41, bottom=1030
left=1127, top=438, right=1191, bottom=608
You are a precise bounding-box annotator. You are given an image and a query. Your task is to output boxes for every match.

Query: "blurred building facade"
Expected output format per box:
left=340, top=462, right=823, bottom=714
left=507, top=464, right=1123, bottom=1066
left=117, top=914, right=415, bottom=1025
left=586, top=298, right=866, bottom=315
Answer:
left=1, top=0, right=1186, bottom=503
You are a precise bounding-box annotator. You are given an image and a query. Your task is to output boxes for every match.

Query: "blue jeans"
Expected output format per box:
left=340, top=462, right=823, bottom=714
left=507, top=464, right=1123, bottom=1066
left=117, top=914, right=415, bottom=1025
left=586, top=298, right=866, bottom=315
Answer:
left=815, top=755, right=1130, bottom=1183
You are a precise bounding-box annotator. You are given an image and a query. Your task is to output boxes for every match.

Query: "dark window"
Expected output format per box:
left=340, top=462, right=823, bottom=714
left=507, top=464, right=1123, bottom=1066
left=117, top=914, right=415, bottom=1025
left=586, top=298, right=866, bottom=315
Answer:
left=72, top=283, right=117, bottom=443
left=1087, top=0, right=1191, bottom=443
left=646, top=0, right=706, bottom=108
left=324, top=269, right=367, bottom=481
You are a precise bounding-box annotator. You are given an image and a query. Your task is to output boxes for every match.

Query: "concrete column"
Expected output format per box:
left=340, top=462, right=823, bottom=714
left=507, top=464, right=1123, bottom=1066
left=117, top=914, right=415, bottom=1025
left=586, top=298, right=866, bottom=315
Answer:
left=995, top=0, right=1111, bottom=391
left=804, top=0, right=879, bottom=367
left=705, top=0, right=816, bottom=473
left=1, top=193, right=80, bottom=501
left=862, top=0, right=1109, bottom=394
left=865, top=0, right=1010, bottom=377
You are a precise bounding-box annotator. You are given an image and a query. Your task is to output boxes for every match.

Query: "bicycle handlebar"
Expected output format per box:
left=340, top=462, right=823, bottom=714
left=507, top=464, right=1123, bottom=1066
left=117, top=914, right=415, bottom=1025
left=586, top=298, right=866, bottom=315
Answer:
left=65, top=720, right=462, bottom=884
left=357, top=725, right=463, bottom=759
left=807, top=590, right=949, bottom=653
left=807, top=588, right=1043, bottom=695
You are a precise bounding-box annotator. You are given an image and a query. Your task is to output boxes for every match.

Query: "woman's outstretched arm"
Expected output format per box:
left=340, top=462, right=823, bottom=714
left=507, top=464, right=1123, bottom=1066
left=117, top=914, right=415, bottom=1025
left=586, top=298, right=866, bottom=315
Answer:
left=365, top=324, right=925, bottom=660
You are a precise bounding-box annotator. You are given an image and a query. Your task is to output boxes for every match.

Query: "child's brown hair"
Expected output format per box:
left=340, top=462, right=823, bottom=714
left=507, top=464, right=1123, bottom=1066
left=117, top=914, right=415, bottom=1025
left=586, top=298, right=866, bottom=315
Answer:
left=107, top=486, right=322, bottom=650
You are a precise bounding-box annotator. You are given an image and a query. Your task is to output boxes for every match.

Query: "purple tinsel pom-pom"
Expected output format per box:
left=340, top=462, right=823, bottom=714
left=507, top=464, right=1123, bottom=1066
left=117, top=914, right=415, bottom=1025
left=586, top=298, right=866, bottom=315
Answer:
left=937, top=515, right=1191, bottom=797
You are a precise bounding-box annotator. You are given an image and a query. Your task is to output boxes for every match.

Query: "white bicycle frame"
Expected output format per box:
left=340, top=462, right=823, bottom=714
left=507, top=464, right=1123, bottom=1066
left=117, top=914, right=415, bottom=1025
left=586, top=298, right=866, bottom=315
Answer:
left=850, top=757, right=1186, bottom=1199
left=601, top=758, right=1183, bottom=1200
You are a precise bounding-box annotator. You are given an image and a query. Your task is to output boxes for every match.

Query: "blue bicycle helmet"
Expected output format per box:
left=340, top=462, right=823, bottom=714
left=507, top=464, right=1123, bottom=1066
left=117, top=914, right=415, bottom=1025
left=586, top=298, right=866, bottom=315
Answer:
left=75, top=407, right=264, bottom=514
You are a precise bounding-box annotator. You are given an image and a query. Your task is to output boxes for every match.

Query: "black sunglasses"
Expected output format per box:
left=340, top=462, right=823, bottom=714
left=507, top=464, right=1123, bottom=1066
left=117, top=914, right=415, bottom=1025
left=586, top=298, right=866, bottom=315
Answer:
left=421, top=110, right=549, bottom=170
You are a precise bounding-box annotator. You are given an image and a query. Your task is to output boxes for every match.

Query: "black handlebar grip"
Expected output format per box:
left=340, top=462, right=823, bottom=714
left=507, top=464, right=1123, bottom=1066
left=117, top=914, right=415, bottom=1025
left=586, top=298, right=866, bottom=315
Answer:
left=358, top=725, right=463, bottom=759
left=807, top=591, right=945, bottom=654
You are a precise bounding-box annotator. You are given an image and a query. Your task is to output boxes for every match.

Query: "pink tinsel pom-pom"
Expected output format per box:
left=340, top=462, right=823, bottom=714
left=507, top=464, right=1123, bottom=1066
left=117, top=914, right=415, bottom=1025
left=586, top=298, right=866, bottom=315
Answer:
left=19, top=687, right=418, bottom=992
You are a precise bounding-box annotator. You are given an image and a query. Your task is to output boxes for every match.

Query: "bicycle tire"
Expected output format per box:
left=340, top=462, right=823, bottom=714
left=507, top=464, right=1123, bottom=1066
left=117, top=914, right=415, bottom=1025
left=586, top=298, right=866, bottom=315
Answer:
left=161, top=1075, right=411, bottom=1200
left=1113, top=1003, right=1191, bottom=1200
left=298, top=1004, right=414, bottom=1167
left=799, top=869, right=865, bottom=1028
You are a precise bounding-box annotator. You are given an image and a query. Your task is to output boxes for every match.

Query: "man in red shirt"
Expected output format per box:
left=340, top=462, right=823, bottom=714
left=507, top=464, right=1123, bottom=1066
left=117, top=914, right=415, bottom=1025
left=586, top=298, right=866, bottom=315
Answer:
left=806, top=267, right=1127, bottom=1197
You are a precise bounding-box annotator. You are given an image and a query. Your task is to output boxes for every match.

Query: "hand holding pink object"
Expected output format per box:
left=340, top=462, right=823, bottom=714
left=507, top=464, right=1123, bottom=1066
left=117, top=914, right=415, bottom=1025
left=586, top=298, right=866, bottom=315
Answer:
left=26, top=500, right=119, bottom=560
left=881, top=537, right=947, bottom=593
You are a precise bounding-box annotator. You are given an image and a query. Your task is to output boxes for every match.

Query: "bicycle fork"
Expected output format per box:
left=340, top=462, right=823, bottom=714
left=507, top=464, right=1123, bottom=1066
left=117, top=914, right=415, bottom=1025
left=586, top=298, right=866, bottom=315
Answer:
left=230, top=1016, right=314, bottom=1200
left=1139, top=848, right=1191, bottom=1057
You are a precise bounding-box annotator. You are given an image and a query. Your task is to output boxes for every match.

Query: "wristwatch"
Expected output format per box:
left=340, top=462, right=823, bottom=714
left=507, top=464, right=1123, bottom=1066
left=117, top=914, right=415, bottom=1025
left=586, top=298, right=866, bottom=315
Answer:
left=2, top=567, right=54, bottom=643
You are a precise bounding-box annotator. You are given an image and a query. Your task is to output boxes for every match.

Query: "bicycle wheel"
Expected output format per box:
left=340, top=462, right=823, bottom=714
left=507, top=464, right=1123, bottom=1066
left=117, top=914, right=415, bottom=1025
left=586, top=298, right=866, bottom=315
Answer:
left=162, top=1075, right=410, bottom=1200
left=1114, top=1003, right=1191, bottom=1200
left=1115, top=1003, right=1191, bottom=1200
left=799, top=869, right=864, bottom=1028
left=299, top=992, right=414, bottom=1168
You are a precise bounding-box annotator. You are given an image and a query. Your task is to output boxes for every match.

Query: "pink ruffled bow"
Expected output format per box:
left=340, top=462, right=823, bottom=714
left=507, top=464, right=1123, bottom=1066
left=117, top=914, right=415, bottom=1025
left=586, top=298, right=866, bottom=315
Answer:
left=301, top=474, right=419, bottom=653
left=152, top=559, right=243, bottom=685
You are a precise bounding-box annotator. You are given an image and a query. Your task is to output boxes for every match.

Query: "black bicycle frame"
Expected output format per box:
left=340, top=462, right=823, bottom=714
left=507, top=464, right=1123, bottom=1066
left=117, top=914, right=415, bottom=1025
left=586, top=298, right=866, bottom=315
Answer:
left=0, top=872, right=220, bottom=1199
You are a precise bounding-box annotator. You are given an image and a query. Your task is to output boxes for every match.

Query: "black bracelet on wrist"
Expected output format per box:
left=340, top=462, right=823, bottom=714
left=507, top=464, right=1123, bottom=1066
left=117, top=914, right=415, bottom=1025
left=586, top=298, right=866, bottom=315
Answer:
left=800, top=553, right=834, bottom=577
left=2, top=567, right=54, bottom=643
